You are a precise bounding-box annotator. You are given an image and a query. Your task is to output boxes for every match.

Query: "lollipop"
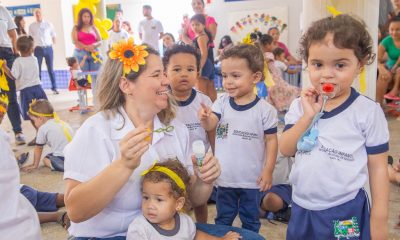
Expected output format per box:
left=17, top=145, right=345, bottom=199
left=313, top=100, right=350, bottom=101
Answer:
left=322, top=83, right=334, bottom=93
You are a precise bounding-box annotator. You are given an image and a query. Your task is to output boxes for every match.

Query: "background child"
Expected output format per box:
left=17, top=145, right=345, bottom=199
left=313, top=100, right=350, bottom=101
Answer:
left=272, top=47, right=301, bottom=78
left=163, top=44, right=215, bottom=223
left=162, top=33, right=176, bottom=54
left=127, top=160, right=196, bottom=239
left=22, top=99, right=73, bottom=173
left=66, top=56, right=90, bottom=114
left=191, top=14, right=217, bottom=102
left=199, top=44, right=278, bottom=233
left=280, top=14, right=389, bottom=239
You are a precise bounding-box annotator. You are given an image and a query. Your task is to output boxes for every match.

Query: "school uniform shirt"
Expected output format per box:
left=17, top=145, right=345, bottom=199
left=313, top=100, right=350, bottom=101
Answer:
left=176, top=89, right=212, bottom=154
left=127, top=213, right=196, bottom=240
left=36, top=119, right=74, bottom=157
left=137, top=18, right=163, bottom=50
left=0, top=129, right=41, bottom=239
left=284, top=88, right=389, bottom=211
left=28, top=21, right=56, bottom=47
left=63, top=107, right=192, bottom=238
left=212, top=94, right=278, bottom=189
left=274, top=60, right=287, bottom=78
left=0, top=5, right=17, bottom=48
left=108, top=29, right=130, bottom=47
left=11, top=56, right=41, bottom=91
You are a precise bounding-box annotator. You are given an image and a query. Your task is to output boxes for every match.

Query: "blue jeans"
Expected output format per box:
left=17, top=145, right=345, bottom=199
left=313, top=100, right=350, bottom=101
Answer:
left=216, top=187, right=262, bottom=233
left=196, top=223, right=265, bottom=240
left=34, top=46, right=57, bottom=90
left=0, top=47, right=22, bottom=133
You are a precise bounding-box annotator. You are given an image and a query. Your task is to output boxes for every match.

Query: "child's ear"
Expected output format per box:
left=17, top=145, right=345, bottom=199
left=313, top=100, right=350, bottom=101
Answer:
left=175, top=197, right=185, bottom=211
left=252, top=71, right=263, bottom=84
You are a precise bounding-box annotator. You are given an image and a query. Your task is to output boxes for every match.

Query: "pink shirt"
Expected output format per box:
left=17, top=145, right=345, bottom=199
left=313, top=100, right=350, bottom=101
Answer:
left=187, top=15, right=217, bottom=40
left=77, top=29, right=97, bottom=47
left=277, top=41, right=291, bottom=58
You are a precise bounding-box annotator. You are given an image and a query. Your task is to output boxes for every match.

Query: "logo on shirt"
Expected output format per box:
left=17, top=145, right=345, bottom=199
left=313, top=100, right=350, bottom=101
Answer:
left=216, top=123, right=229, bottom=139
left=319, top=144, right=354, bottom=161
left=333, top=217, right=360, bottom=239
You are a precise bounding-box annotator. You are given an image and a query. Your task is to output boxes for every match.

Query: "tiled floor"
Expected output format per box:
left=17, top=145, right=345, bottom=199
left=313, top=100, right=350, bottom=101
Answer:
left=2, top=90, right=400, bottom=240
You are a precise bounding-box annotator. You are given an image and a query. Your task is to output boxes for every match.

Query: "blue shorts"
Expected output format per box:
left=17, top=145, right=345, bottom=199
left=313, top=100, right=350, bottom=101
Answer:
left=46, top=153, right=65, bottom=172
left=262, top=184, right=292, bottom=210
left=287, top=189, right=370, bottom=240
left=20, top=85, right=48, bottom=120
left=20, top=185, right=58, bottom=212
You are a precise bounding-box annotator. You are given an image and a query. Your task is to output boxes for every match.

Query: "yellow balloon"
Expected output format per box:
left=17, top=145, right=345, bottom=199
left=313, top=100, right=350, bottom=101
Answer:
left=74, top=2, right=97, bottom=22
left=99, top=28, right=109, bottom=40
left=102, top=19, right=113, bottom=31
left=90, top=0, right=101, bottom=4
left=94, top=18, right=111, bottom=40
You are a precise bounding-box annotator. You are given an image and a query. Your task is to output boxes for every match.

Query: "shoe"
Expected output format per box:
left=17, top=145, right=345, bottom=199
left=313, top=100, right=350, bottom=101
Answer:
left=52, top=89, right=59, bottom=95
left=17, top=152, right=29, bottom=167
left=15, top=133, right=26, bottom=145
left=57, top=211, right=71, bottom=230
left=27, top=138, right=36, bottom=146
left=384, top=93, right=400, bottom=101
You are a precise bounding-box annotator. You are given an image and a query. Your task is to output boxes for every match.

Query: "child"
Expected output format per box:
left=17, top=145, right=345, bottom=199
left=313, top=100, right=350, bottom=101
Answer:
left=191, top=14, right=217, bottom=102
left=10, top=35, right=48, bottom=142
left=22, top=99, right=73, bottom=172
left=163, top=44, right=215, bottom=223
left=162, top=33, right=176, bottom=54
left=280, top=14, right=389, bottom=239
left=273, top=47, right=301, bottom=77
left=66, top=56, right=90, bottom=114
left=127, top=160, right=196, bottom=239
left=259, top=34, right=300, bottom=112
left=199, top=44, right=278, bottom=233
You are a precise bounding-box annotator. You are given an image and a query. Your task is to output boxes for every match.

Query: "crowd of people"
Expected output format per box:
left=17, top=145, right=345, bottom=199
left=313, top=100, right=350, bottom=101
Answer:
left=0, top=0, right=399, bottom=240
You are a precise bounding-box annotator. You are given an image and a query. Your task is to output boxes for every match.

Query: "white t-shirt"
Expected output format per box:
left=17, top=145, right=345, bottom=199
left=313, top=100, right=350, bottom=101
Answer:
left=36, top=119, right=74, bottom=157
left=284, top=88, right=389, bottom=210
left=64, top=107, right=193, bottom=238
left=0, top=6, right=17, bottom=48
left=176, top=89, right=212, bottom=154
left=274, top=60, right=287, bottom=78
left=11, top=55, right=41, bottom=91
left=212, top=94, right=278, bottom=188
left=127, top=213, right=196, bottom=240
left=138, top=18, right=163, bottom=50
left=0, top=129, right=41, bottom=239
left=108, top=29, right=130, bottom=47
left=28, top=21, right=56, bottom=47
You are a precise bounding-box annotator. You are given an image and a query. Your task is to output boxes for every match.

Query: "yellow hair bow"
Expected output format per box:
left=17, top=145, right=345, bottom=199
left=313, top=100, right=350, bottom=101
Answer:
left=141, top=161, right=186, bottom=192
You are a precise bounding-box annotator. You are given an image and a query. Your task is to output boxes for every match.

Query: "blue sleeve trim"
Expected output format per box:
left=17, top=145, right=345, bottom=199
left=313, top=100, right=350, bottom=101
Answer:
left=366, top=142, right=389, bottom=154
left=283, top=124, right=294, bottom=132
left=213, top=112, right=221, bottom=120
left=264, top=127, right=278, bottom=134
left=35, top=143, right=45, bottom=147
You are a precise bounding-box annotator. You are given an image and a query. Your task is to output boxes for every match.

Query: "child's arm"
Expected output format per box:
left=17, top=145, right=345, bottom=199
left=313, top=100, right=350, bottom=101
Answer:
left=368, top=152, right=389, bottom=240
left=280, top=88, right=322, bottom=156
left=197, top=35, right=209, bottom=70
left=1, top=60, right=15, bottom=80
left=257, top=133, right=278, bottom=191
left=199, top=103, right=219, bottom=131
left=195, top=230, right=241, bottom=240
left=79, top=55, right=88, bottom=69
left=22, top=145, right=43, bottom=172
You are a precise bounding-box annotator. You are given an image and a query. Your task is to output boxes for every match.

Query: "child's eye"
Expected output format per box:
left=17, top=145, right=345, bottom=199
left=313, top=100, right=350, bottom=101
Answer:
left=335, top=63, right=345, bottom=68
left=221, top=74, right=227, bottom=78
left=188, top=68, right=195, bottom=72
left=173, top=68, right=181, bottom=72
left=312, top=62, right=322, bottom=68
left=142, top=196, right=149, bottom=200
left=156, top=198, right=164, bottom=202
left=232, top=74, right=241, bottom=78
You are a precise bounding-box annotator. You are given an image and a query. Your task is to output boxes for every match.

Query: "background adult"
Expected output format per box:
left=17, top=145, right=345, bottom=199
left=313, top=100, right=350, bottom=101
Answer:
left=14, top=15, right=26, bottom=36
left=29, top=8, right=58, bottom=94
left=122, top=20, right=134, bottom=36
left=108, top=17, right=129, bottom=49
left=267, top=27, right=300, bottom=65
left=137, top=5, right=164, bottom=51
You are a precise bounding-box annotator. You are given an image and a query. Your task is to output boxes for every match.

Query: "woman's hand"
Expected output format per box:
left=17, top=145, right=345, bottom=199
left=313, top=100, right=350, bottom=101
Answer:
left=221, top=231, right=242, bottom=240
left=192, top=152, right=220, bottom=184
left=300, top=87, right=323, bottom=119
left=118, top=125, right=151, bottom=170
left=379, top=64, right=392, bottom=81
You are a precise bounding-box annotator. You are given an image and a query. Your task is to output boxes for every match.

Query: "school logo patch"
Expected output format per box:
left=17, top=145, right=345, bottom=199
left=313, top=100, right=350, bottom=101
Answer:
left=333, top=217, right=360, bottom=239
left=216, top=123, right=229, bottom=139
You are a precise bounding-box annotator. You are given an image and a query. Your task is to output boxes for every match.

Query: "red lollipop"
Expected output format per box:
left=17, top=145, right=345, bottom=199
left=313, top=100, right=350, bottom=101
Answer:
left=322, top=83, right=334, bottom=93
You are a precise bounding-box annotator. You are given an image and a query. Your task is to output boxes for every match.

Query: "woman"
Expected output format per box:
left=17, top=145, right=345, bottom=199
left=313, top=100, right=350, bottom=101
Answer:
left=377, top=16, right=400, bottom=104
left=122, top=20, right=134, bottom=36
left=162, top=32, right=175, bottom=54
left=71, top=8, right=102, bottom=104
left=267, top=27, right=300, bottom=65
left=64, top=39, right=263, bottom=240
left=14, top=15, right=26, bottom=36
left=216, top=35, right=233, bottom=62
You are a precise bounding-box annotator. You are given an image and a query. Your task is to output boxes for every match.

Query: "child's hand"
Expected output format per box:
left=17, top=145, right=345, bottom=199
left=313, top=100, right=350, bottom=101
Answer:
left=118, top=125, right=150, bottom=170
left=198, top=103, right=212, bottom=121
left=257, top=169, right=273, bottom=191
left=83, top=55, right=88, bottom=60
left=220, top=231, right=242, bottom=240
left=22, top=164, right=38, bottom=173
left=300, top=87, right=323, bottom=119
left=192, top=152, right=221, bottom=184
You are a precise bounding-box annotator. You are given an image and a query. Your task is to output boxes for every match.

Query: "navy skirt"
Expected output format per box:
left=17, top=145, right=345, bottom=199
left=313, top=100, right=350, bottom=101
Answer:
left=20, top=85, right=48, bottom=120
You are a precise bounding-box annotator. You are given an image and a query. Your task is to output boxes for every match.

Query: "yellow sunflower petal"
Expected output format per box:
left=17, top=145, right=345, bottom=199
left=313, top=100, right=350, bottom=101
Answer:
left=109, top=50, right=119, bottom=59
left=123, top=65, right=132, bottom=75
left=128, top=37, right=134, bottom=46
left=131, top=63, right=139, bottom=72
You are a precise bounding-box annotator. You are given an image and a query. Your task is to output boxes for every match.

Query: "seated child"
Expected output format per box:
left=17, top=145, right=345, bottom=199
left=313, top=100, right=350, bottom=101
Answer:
left=272, top=47, right=301, bottom=78
left=67, top=56, right=90, bottom=114
left=22, top=99, right=73, bottom=172
left=127, top=160, right=196, bottom=239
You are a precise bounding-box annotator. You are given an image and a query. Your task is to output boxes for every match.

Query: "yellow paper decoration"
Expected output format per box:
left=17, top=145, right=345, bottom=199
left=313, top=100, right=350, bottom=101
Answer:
left=0, top=59, right=9, bottom=91
left=359, top=68, right=366, bottom=94
left=326, top=5, right=342, bottom=17
left=87, top=74, right=92, bottom=84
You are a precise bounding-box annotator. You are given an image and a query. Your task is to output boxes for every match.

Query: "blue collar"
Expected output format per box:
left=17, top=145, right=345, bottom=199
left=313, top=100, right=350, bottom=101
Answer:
left=229, top=96, right=260, bottom=111
left=176, top=89, right=196, bottom=107
left=321, top=88, right=359, bottom=119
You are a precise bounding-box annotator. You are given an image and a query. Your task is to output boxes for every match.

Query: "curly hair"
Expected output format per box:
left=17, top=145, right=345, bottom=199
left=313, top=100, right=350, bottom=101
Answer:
left=220, top=44, right=265, bottom=74
left=299, top=14, right=375, bottom=65
left=141, top=159, right=191, bottom=212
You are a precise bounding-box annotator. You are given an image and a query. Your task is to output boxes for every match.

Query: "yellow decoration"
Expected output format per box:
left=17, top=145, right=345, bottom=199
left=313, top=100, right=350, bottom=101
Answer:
left=94, top=18, right=113, bottom=40
left=87, top=74, right=92, bottom=84
left=74, top=1, right=97, bottom=22
left=359, top=68, right=366, bottom=94
left=0, top=59, right=9, bottom=91
left=0, top=93, right=8, bottom=113
left=91, top=51, right=103, bottom=64
left=109, top=38, right=149, bottom=75
left=141, top=162, right=186, bottom=191
left=326, top=5, right=342, bottom=17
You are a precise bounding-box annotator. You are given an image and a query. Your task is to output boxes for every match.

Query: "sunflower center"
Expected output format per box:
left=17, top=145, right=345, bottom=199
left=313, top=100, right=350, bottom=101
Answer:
left=124, top=50, right=135, bottom=58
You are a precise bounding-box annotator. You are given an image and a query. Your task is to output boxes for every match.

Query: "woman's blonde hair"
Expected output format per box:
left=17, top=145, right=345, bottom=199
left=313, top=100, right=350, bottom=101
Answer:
left=96, top=46, right=176, bottom=126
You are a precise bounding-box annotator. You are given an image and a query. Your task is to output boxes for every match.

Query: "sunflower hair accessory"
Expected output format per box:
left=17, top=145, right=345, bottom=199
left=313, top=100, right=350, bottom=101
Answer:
left=141, top=161, right=186, bottom=192
left=108, top=38, right=149, bottom=76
